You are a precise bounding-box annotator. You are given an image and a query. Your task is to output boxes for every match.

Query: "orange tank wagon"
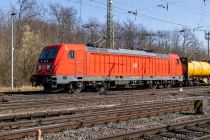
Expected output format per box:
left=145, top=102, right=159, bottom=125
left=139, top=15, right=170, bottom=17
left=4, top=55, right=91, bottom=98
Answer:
left=31, top=44, right=183, bottom=93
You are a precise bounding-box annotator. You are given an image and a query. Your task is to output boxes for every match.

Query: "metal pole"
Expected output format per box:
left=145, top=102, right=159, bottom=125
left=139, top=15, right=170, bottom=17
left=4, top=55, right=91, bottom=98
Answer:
left=80, top=0, right=82, bottom=27
left=183, top=44, right=185, bottom=57
left=11, top=13, right=16, bottom=91
left=179, top=29, right=186, bottom=57
left=107, top=0, right=114, bottom=49
left=205, top=32, right=210, bottom=60
left=208, top=32, right=210, bottom=60
left=208, top=36, right=209, bottom=60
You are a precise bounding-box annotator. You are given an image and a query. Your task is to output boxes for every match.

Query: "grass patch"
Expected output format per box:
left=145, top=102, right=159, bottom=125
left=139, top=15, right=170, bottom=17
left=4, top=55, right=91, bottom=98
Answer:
left=0, top=86, right=43, bottom=92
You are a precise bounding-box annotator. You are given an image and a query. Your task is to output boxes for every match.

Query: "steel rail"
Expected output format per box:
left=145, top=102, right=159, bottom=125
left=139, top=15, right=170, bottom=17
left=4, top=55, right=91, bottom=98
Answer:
left=0, top=99, right=192, bottom=119
left=94, top=117, right=210, bottom=140
left=0, top=100, right=194, bottom=139
left=1, top=87, right=209, bottom=105
left=1, top=85, right=209, bottom=97
left=0, top=89, right=201, bottom=112
left=0, top=85, right=209, bottom=106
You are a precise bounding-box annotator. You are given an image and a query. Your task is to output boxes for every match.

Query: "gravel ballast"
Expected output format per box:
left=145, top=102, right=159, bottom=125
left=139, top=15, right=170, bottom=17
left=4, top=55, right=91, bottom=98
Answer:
left=44, top=110, right=210, bottom=140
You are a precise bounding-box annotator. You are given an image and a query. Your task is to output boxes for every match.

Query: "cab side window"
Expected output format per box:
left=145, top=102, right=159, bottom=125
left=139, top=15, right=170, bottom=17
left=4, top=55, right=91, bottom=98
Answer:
left=176, top=59, right=179, bottom=65
left=68, top=50, right=74, bottom=59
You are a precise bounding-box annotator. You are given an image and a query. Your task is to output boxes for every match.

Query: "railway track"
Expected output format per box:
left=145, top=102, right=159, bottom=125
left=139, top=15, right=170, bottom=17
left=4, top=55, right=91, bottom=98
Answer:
left=0, top=93, right=187, bottom=112
left=94, top=117, right=210, bottom=140
left=0, top=100, right=195, bottom=139
left=1, top=85, right=210, bottom=98
left=0, top=86, right=209, bottom=107
left=0, top=86, right=209, bottom=139
left=0, top=86, right=209, bottom=119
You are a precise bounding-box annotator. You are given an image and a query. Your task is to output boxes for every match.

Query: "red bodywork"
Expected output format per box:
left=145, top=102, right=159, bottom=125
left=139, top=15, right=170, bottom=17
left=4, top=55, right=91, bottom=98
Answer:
left=36, top=44, right=183, bottom=78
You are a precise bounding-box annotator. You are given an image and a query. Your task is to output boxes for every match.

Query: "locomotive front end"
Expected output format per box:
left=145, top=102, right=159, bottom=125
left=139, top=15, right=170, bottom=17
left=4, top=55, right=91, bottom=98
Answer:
left=31, top=45, right=59, bottom=89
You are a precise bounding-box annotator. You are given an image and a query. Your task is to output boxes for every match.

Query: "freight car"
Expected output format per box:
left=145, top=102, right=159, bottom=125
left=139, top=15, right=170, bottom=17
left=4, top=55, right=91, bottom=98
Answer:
left=31, top=44, right=183, bottom=93
left=181, top=59, right=210, bottom=86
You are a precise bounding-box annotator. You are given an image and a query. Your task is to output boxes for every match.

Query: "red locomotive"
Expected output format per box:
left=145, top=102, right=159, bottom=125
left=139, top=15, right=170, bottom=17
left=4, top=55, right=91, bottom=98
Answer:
left=31, top=44, right=183, bottom=93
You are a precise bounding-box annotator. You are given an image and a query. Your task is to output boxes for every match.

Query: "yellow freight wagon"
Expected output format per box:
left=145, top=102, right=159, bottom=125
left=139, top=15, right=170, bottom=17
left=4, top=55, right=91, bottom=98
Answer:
left=188, top=61, right=210, bottom=76
left=187, top=61, right=210, bottom=84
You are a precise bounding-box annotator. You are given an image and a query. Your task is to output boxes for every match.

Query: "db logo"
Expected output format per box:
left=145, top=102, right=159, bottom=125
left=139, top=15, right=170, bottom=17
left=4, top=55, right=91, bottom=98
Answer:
left=132, top=63, right=138, bottom=68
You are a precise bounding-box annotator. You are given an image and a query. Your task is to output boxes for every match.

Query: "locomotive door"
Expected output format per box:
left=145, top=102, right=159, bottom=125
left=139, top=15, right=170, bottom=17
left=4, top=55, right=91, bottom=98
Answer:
left=75, top=50, right=86, bottom=76
left=171, top=59, right=177, bottom=76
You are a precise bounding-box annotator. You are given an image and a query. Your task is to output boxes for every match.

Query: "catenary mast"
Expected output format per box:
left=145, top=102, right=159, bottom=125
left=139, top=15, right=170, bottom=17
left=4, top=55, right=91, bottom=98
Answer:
left=107, top=0, right=114, bottom=49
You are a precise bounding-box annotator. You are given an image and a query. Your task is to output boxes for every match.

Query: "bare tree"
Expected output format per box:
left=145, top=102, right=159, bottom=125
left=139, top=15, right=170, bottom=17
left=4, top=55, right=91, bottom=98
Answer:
left=121, top=20, right=139, bottom=49
left=0, top=1, right=208, bottom=86
left=49, top=3, right=77, bottom=43
left=16, top=0, right=41, bottom=21
left=13, top=0, right=42, bottom=48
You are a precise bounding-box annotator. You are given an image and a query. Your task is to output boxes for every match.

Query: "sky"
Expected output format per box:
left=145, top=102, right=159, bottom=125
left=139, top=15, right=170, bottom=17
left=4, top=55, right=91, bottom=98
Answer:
left=0, top=0, right=210, bottom=46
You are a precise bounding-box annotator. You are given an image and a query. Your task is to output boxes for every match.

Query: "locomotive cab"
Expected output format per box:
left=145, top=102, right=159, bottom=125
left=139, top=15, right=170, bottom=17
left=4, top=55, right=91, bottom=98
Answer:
left=31, top=44, right=86, bottom=90
left=37, top=46, right=58, bottom=75
left=31, top=45, right=60, bottom=89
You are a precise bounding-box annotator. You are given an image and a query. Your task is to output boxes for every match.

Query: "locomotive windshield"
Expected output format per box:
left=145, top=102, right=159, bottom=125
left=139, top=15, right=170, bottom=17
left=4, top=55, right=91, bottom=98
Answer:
left=39, top=47, right=59, bottom=60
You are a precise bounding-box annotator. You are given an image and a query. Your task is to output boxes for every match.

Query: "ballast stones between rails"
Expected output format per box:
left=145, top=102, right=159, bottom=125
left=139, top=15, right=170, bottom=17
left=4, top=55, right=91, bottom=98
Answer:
left=94, top=117, right=210, bottom=140
left=0, top=100, right=197, bottom=140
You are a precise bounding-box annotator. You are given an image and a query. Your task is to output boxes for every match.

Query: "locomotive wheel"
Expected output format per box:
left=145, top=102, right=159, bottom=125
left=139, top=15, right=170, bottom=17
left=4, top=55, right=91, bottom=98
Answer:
left=166, top=84, right=172, bottom=88
left=65, top=84, right=73, bottom=94
left=149, top=83, right=157, bottom=89
left=72, top=87, right=82, bottom=93
left=152, top=84, right=157, bottom=89
left=99, top=83, right=109, bottom=95
left=162, top=82, right=168, bottom=88
left=188, top=81, right=193, bottom=87
left=97, top=85, right=109, bottom=95
left=194, top=81, right=200, bottom=86
left=43, top=84, right=51, bottom=92
left=68, top=82, right=83, bottom=94
left=96, top=86, right=105, bottom=94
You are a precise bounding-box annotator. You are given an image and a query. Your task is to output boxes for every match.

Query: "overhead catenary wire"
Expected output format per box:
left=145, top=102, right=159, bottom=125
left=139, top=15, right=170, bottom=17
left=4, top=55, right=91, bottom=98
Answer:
left=197, top=0, right=206, bottom=28
left=88, top=0, right=192, bottom=28
left=139, top=0, right=185, bottom=11
left=166, top=0, right=210, bottom=18
left=132, top=0, right=210, bottom=23
left=68, top=0, right=208, bottom=30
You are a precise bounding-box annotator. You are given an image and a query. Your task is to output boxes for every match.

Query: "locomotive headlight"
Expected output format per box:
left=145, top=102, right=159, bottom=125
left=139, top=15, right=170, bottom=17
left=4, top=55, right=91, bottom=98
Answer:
left=47, top=65, right=51, bottom=70
left=46, top=64, right=53, bottom=71
left=38, top=65, right=42, bottom=71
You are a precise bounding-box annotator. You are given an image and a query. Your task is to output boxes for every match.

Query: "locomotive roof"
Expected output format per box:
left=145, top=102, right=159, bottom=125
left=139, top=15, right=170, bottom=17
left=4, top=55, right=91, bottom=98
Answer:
left=87, top=47, right=169, bottom=58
